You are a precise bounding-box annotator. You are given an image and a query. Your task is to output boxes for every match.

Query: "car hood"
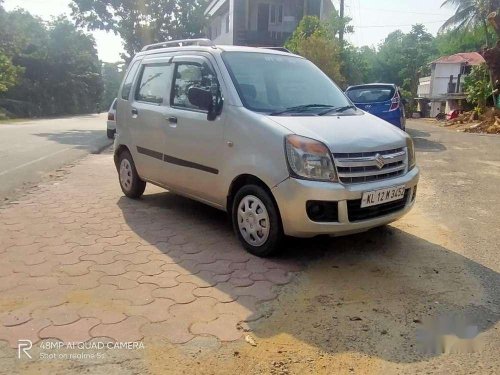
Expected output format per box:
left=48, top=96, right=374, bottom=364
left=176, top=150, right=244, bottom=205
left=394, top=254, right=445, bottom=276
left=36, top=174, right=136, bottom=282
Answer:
left=267, top=112, right=407, bottom=153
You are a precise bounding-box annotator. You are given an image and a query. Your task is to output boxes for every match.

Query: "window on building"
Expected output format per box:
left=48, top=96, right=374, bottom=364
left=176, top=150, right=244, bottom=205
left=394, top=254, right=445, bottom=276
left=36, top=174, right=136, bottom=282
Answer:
left=276, top=5, right=283, bottom=23
left=270, top=4, right=283, bottom=24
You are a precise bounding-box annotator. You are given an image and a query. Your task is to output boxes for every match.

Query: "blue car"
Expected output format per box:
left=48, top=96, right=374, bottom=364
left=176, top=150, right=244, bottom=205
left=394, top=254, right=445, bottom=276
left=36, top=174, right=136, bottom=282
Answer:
left=345, top=83, right=406, bottom=130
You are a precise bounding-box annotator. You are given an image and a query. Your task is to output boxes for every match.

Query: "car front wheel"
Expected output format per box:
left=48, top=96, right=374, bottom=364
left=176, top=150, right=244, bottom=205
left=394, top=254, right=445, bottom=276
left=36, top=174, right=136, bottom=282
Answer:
left=232, top=185, right=283, bottom=257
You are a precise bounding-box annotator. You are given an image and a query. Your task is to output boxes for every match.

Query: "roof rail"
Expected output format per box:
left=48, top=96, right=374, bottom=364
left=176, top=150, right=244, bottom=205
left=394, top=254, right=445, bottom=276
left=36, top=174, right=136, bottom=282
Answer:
left=141, top=38, right=216, bottom=52
left=260, top=47, right=291, bottom=53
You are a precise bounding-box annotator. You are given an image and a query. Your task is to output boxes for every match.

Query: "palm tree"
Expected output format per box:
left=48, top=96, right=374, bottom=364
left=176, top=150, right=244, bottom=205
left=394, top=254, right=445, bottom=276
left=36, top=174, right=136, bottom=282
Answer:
left=439, top=0, right=499, bottom=46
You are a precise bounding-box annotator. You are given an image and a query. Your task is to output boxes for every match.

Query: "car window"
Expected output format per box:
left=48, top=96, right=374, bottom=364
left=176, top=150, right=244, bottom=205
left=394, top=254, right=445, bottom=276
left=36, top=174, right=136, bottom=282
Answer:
left=135, top=64, right=172, bottom=104
left=112, top=99, right=117, bottom=110
left=222, top=52, right=350, bottom=113
left=121, top=61, right=140, bottom=100
left=346, top=86, right=395, bottom=103
left=171, top=62, right=219, bottom=110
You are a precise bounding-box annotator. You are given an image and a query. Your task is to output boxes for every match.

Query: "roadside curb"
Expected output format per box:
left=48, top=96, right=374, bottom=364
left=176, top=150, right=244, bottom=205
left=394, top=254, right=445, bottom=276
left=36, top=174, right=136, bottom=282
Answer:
left=91, top=140, right=114, bottom=155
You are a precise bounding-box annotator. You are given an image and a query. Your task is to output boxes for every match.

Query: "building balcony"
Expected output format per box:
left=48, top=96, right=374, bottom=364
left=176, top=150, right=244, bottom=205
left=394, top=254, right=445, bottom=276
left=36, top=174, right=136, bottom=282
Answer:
left=234, top=30, right=292, bottom=47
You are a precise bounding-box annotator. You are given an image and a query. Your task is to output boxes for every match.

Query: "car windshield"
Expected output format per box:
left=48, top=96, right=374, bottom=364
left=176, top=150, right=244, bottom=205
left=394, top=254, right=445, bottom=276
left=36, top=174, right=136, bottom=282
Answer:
left=222, top=51, right=352, bottom=114
left=346, top=86, right=395, bottom=103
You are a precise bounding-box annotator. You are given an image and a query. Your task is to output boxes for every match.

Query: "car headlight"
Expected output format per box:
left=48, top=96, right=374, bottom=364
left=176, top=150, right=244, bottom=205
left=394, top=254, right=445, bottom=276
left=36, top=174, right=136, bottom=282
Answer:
left=285, top=135, right=337, bottom=181
left=406, top=137, right=416, bottom=170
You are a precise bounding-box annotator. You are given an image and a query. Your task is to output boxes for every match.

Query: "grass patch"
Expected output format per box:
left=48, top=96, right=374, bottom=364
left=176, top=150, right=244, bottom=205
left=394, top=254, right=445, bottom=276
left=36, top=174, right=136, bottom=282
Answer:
left=0, top=118, right=29, bottom=125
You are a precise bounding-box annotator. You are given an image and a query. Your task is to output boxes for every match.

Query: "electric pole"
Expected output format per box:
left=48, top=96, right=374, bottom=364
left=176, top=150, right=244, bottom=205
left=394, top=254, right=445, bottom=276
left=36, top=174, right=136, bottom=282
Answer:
left=339, top=0, right=345, bottom=45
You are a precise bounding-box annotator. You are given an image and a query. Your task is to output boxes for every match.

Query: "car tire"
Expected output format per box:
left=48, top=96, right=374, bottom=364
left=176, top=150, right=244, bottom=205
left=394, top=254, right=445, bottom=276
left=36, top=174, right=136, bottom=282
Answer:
left=118, top=149, right=146, bottom=199
left=107, top=129, right=115, bottom=139
left=232, top=184, right=283, bottom=257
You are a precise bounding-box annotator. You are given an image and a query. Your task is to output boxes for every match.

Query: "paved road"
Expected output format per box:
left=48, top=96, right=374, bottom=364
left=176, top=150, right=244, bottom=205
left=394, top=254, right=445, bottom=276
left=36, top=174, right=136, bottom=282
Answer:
left=0, top=114, right=112, bottom=201
left=0, top=119, right=498, bottom=374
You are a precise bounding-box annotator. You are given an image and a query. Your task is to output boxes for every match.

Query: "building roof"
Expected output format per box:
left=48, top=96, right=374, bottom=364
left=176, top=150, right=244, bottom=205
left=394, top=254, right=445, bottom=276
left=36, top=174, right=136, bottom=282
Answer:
left=432, top=52, right=485, bottom=65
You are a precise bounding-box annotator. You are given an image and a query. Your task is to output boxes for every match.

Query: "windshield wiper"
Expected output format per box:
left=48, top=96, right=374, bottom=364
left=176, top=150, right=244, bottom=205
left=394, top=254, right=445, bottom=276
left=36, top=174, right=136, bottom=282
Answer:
left=269, top=104, right=334, bottom=116
left=318, top=105, right=357, bottom=116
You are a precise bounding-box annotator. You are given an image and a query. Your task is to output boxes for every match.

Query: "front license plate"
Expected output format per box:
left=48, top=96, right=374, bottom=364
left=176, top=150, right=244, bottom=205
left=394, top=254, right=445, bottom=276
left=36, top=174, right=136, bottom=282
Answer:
left=361, top=185, right=406, bottom=208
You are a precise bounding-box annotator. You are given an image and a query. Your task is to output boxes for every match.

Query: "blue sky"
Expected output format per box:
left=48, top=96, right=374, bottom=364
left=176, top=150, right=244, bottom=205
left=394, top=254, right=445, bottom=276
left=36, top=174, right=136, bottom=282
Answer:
left=4, top=0, right=456, bottom=62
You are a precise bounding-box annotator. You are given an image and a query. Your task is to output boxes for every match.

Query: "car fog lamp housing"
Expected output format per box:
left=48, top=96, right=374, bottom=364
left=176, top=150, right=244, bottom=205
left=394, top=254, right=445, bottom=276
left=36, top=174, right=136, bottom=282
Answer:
left=285, top=135, right=337, bottom=182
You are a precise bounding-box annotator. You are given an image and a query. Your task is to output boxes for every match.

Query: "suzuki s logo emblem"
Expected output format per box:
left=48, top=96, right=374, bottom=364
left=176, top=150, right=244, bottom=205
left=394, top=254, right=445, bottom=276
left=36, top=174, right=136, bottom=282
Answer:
left=365, top=105, right=372, bottom=109
left=374, top=153, right=385, bottom=169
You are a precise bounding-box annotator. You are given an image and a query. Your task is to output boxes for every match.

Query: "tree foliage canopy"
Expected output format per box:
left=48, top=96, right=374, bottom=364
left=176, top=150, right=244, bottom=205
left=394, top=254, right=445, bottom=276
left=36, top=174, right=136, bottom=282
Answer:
left=0, top=52, right=22, bottom=94
left=440, top=0, right=499, bottom=46
left=70, top=0, right=209, bottom=59
left=463, top=63, right=492, bottom=109
left=101, top=62, right=124, bottom=109
left=0, top=4, right=103, bottom=117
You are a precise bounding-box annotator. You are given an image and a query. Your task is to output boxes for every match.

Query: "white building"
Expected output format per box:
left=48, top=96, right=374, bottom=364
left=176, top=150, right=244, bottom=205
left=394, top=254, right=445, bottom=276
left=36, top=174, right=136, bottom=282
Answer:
left=204, top=0, right=334, bottom=47
left=416, top=52, right=485, bottom=117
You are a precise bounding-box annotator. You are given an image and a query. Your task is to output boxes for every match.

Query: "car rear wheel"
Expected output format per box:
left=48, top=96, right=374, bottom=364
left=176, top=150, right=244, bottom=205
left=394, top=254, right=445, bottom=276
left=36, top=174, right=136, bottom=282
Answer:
left=232, top=185, right=283, bottom=257
left=118, top=150, right=146, bottom=199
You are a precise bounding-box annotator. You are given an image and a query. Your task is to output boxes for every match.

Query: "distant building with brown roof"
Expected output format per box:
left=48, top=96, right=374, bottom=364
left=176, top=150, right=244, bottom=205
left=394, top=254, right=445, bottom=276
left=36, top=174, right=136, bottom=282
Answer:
left=416, top=52, right=485, bottom=117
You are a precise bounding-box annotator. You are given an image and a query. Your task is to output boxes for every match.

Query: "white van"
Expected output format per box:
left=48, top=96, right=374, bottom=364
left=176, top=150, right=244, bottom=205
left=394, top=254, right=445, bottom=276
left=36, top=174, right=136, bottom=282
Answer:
left=114, top=39, right=419, bottom=256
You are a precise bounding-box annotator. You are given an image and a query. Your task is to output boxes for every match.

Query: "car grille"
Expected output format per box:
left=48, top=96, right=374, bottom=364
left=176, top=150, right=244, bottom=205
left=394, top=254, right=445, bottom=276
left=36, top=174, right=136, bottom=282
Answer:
left=334, top=147, right=407, bottom=184
left=347, top=189, right=410, bottom=222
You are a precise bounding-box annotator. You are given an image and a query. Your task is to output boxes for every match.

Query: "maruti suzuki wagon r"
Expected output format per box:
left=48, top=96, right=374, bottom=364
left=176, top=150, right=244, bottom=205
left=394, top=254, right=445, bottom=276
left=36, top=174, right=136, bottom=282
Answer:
left=114, top=39, right=419, bottom=257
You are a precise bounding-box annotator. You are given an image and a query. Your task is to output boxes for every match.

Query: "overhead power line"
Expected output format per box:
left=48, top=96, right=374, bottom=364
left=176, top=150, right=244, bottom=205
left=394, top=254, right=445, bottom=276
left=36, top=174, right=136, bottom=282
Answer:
left=353, top=20, right=448, bottom=28
left=345, top=5, right=452, bottom=17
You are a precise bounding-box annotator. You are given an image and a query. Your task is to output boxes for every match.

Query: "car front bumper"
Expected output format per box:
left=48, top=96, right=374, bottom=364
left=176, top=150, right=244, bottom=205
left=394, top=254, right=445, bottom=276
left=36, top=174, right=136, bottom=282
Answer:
left=272, top=167, right=419, bottom=237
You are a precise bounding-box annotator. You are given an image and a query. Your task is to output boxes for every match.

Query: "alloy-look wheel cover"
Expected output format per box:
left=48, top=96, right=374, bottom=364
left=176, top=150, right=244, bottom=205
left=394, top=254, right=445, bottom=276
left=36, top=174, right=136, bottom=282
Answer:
left=119, top=159, right=133, bottom=192
left=237, top=195, right=270, bottom=246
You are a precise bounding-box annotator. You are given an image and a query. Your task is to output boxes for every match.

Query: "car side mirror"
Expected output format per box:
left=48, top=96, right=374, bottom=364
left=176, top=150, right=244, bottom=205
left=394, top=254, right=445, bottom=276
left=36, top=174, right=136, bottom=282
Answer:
left=187, top=87, right=213, bottom=112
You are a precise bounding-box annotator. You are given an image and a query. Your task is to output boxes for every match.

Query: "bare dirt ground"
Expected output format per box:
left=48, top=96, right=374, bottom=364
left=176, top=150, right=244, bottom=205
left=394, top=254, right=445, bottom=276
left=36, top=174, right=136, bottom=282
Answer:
left=1, top=119, right=499, bottom=374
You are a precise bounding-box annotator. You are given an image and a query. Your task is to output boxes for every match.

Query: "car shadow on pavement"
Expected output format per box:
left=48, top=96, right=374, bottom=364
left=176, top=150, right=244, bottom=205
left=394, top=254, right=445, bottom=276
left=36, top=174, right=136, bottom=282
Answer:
left=407, top=128, right=446, bottom=152
left=117, top=191, right=499, bottom=363
left=34, top=130, right=111, bottom=153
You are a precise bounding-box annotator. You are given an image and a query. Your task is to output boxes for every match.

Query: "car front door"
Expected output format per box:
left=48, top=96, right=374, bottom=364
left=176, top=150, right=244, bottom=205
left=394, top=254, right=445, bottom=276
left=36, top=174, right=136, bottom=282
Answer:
left=163, top=55, right=226, bottom=207
left=127, top=56, right=175, bottom=186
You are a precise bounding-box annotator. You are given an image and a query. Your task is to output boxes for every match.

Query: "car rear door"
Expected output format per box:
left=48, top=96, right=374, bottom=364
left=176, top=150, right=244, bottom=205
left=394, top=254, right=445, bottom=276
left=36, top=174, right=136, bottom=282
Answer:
left=126, top=56, right=175, bottom=185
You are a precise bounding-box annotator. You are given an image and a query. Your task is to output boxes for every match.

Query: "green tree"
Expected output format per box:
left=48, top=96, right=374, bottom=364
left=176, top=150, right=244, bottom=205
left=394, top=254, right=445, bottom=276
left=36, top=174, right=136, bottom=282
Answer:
left=399, top=25, right=437, bottom=98
left=101, top=62, right=124, bottom=109
left=285, top=16, right=345, bottom=85
left=373, top=30, right=406, bottom=85
left=440, top=0, right=499, bottom=47
left=0, top=52, right=22, bottom=93
left=435, top=26, right=494, bottom=54
left=45, top=18, right=103, bottom=114
left=0, top=8, right=103, bottom=117
left=285, top=16, right=326, bottom=52
left=296, top=32, right=344, bottom=86
left=463, top=63, right=492, bottom=110
left=372, top=26, right=436, bottom=92
left=70, top=0, right=209, bottom=59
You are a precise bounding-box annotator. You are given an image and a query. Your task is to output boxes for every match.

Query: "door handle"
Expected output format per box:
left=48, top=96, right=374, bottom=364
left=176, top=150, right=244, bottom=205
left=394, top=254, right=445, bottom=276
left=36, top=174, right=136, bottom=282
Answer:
left=168, top=116, right=177, bottom=124
left=131, top=108, right=138, bottom=116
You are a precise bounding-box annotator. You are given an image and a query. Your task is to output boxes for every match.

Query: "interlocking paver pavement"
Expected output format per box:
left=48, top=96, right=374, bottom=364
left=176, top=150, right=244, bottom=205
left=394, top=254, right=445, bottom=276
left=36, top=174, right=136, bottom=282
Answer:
left=0, top=152, right=301, bottom=349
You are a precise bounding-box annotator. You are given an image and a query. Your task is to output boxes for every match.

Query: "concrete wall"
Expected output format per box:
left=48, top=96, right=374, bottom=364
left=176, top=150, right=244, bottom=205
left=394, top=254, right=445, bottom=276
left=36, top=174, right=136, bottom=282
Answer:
left=431, top=63, right=462, bottom=97
left=208, top=1, right=233, bottom=44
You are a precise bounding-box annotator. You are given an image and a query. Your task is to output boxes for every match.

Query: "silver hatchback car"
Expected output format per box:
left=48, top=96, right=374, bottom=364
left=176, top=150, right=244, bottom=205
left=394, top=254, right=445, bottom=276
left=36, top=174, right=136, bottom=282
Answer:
left=114, top=39, right=419, bottom=256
